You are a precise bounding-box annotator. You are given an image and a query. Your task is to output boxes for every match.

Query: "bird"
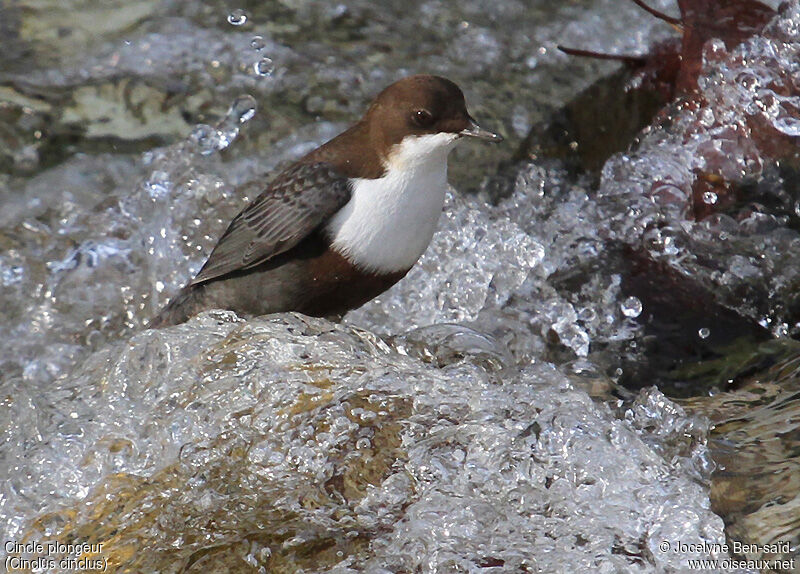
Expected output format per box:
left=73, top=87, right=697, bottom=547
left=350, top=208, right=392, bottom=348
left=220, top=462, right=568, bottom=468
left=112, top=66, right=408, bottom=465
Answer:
left=150, top=74, right=502, bottom=327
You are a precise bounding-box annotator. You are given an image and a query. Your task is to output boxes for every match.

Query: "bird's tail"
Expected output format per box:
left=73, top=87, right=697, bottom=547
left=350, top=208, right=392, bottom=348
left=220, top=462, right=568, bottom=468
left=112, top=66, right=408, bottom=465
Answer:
left=148, top=284, right=203, bottom=329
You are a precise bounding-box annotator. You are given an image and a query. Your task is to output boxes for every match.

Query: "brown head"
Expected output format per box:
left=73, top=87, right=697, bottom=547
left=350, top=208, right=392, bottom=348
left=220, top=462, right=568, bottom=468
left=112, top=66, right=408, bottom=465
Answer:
left=363, top=75, right=502, bottom=156
left=305, top=75, right=501, bottom=178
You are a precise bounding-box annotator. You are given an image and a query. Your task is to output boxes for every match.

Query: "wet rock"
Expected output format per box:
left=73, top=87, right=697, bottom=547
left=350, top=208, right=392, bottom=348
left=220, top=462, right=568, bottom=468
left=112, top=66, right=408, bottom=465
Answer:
left=4, top=313, right=725, bottom=572
left=681, top=339, right=800, bottom=570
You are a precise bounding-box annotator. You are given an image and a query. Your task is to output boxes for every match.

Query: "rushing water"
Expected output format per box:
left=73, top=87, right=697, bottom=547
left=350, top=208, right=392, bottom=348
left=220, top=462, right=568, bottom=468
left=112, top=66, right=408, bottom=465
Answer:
left=1, top=0, right=799, bottom=572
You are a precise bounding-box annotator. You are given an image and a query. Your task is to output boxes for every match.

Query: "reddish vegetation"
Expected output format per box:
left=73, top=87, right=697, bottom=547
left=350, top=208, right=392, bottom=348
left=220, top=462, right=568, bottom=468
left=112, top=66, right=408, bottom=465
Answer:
left=560, top=0, right=783, bottom=222
left=671, top=0, right=775, bottom=92
left=559, top=0, right=775, bottom=98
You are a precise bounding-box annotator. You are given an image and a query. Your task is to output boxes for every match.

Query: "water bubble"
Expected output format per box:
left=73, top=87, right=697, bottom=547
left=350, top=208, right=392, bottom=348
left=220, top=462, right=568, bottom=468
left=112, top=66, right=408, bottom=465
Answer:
left=620, top=296, right=642, bottom=318
left=577, top=307, right=596, bottom=322
left=227, top=9, right=247, bottom=26
left=698, top=327, right=711, bottom=339
left=250, top=35, right=266, bottom=51
left=253, top=58, right=275, bottom=77
left=702, top=191, right=718, bottom=205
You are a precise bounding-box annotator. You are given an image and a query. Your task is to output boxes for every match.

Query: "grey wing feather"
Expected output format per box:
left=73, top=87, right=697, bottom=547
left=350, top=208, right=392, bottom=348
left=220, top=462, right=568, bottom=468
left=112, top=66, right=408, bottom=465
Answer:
left=190, top=162, right=351, bottom=285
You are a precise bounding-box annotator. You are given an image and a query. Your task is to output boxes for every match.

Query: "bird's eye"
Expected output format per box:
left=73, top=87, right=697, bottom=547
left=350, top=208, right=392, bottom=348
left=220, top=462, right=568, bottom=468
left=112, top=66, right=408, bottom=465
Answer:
left=412, top=109, right=435, bottom=128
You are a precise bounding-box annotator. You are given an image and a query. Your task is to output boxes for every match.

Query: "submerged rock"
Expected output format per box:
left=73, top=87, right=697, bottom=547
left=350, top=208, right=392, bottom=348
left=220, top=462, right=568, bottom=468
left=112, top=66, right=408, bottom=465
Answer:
left=4, top=312, right=724, bottom=572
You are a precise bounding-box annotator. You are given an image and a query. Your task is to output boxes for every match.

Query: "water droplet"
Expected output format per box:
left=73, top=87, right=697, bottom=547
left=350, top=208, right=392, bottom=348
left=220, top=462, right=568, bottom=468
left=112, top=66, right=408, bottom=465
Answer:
left=211, top=95, right=258, bottom=152
left=227, top=9, right=247, bottom=26
left=702, top=191, right=718, bottom=205
left=253, top=57, right=275, bottom=77
left=230, top=94, right=257, bottom=123
left=250, top=35, right=266, bottom=50
left=620, top=296, right=642, bottom=318
left=698, top=327, right=711, bottom=339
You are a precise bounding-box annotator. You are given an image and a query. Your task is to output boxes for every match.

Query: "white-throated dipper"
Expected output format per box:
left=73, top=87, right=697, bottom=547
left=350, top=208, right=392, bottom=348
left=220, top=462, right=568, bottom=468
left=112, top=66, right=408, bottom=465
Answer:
left=151, top=75, right=502, bottom=327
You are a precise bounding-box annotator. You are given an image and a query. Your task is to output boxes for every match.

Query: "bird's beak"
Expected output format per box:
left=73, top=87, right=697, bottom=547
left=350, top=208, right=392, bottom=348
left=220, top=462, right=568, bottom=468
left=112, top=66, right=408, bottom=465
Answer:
left=460, top=117, right=503, bottom=142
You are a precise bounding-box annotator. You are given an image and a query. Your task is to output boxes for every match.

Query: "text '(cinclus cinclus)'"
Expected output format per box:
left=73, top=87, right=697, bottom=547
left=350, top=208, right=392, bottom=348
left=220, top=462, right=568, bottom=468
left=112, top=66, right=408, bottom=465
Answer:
left=150, top=74, right=502, bottom=327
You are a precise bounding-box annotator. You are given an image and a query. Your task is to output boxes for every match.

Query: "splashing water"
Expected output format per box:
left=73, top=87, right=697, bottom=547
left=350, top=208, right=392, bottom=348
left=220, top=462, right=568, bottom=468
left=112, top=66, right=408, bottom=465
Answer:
left=1, top=313, right=724, bottom=572
left=188, top=95, right=257, bottom=155
left=3, top=1, right=800, bottom=571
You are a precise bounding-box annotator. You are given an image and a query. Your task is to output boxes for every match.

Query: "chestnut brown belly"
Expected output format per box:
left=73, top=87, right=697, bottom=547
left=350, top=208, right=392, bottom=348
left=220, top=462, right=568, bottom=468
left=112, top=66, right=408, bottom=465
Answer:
left=151, top=231, right=410, bottom=327
left=297, top=245, right=408, bottom=317
left=198, top=231, right=408, bottom=319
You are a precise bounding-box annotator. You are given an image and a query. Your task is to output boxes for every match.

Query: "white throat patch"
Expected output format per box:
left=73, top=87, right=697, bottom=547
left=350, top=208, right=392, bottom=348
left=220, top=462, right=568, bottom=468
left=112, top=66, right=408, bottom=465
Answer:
left=326, top=132, right=460, bottom=273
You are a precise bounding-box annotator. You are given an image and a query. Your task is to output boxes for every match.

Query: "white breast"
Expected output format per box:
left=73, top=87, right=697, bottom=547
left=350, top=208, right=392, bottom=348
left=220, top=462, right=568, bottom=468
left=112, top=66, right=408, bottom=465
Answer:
left=326, top=132, right=460, bottom=274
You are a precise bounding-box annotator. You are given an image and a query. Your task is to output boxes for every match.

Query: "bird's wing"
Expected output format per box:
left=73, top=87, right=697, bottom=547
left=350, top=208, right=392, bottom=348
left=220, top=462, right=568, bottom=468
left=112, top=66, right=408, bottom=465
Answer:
left=190, top=162, right=351, bottom=285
